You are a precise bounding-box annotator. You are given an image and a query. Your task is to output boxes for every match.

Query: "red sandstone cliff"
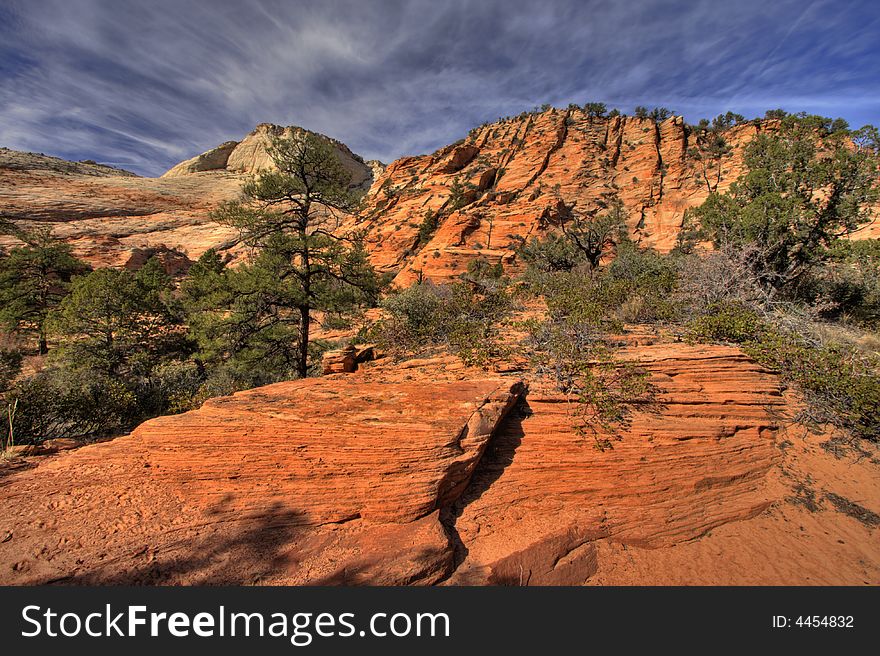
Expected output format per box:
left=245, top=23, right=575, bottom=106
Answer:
left=356, top=109, right=878, bottom=286
left=4, top=111, right=876, bottom=277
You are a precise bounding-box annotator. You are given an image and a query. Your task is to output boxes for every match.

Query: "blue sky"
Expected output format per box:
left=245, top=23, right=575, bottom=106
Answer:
left=1, top=0, right=878, bottom=176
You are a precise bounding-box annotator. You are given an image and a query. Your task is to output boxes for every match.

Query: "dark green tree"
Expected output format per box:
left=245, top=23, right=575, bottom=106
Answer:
left=687, top=115, right=880, bottom=292
left=711, top=112, right=746, bottom=129
left=447, top=176, right=475, bottom=211
left=49, top=260, right=184, bottom=376
left=558, top=196, right=628, bottom=270
left=649, top=107, right=674, bottom=121
left=583, top=102, right=607, bottom=119
left=852, top=125, right=880, bottom=154
left=689, top=117, right=735, bottom=193
left=207, top=133, right=383, bottom=378
left=0, top=225, right=89, bottom=354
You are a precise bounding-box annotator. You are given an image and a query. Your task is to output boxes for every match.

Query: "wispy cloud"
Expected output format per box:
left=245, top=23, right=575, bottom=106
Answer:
left=1, top=0, right=877, bottom=175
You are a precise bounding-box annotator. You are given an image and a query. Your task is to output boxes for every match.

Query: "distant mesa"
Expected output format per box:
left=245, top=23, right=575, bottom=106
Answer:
left=0, top=147, right=138, bottom=177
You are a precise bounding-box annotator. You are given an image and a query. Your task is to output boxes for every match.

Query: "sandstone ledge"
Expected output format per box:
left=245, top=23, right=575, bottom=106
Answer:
left=0, top=376, right=524, bottom=585
left=1, top=342, right=877, bottom=585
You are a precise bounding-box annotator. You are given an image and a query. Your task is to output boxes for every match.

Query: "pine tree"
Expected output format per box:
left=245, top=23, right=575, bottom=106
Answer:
left=583, top=102, right=607, bottom=119
left=688, top=114, right=880, bottom=292
left=0, top=225, right=89, bottom=354
left=50, top=260, right=183, bottom=376
left=206, top=133, right=383, bottom=378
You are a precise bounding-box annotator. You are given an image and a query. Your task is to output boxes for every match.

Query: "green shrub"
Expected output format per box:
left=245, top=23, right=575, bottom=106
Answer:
left=375, top=281, right=513, bottom=366
left=525, top=297, right=652, bottom=450
left=448, top=177, right=476, bottom=211
left=0, top=347, right=22, bottom=391
left=541, top=270, right=624, bottom=333
left=603, top=246, right=679, bottom=323
left=687, top=302, right=767, bottom=343
left=5, top=369, right=138, bottom=444
left=167, top=363, right=263, bottom=413
left=815, top=238, right=880, bottom=326
left=534, top=247, right=679, bottom=330
left=743, top=334, right=880, bottom=441
left=687, top=302, right=880, bottom=441
left=517, top=233, right=584, bottom=272
left=141, top=360, right=206, bottom=415
left=464, top=256, right=505, bottom=283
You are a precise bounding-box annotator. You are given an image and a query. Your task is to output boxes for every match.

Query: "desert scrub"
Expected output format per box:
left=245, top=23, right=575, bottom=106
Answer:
left=517, top=232, right=585, bottom=273
left=0, top=347, right=22, bottom=391
left=603, top=245, right=680, bottom=323
left=526, top=268, right=654, bottom=449
left=687, top=302, right=880, bottom=441
left=687, top=302, right=767, bottom=344
left=815, top=238, right=880, bottom=326
left=374, top=280, right=514, bottom=367
left=519, top=243, right=680, bottom=324
left=525, top=314, right=652, bottom=451
left=745, top=332, right=880, bottom=442
left=4, top=368, right=138, bottom=444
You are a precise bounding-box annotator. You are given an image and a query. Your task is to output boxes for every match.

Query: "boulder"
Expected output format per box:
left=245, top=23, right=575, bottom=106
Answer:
left=321, top=344, right=377, bottom=375
left=437, top=144, right=479, bottom=173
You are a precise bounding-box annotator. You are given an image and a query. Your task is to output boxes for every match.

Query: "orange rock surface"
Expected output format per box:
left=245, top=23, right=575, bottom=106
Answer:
left=355, top=110, right=880, bottom=285
left=0, top=375, right=523, bottom=584
left=442, top=341, right=879, bottom=585
left=1, top=340, right=876, bottom=585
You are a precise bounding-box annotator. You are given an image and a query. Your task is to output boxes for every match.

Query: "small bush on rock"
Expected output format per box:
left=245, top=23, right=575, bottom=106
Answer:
left=375, top=280, right=514, bottom=367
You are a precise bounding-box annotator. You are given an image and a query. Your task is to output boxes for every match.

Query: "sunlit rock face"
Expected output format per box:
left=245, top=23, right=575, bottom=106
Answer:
left=0, top=125, right=380, bottom=271
left=356, top=110, right=879, bottom=286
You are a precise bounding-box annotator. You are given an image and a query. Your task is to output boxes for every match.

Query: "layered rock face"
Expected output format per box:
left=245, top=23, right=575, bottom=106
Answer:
left=1, top=150, right=239, bottom=268
left=355, top=110, right=752, bottom=285
left=446, top=343, right=783, bottom=584
left=356, top=110, right=880, bottom=286
left=0, top=375, right=524, bottom=584
left=0, top=125, right=379, bottom=270
left=2, top=340, right=876, bottom=585
left=3, top=113, right=876, bottom=278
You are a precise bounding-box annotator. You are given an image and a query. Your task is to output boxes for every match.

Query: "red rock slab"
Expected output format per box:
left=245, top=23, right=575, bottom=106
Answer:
left=0, top=376, right=524, bottom=585
left=445, top=343, right=787, bottom=584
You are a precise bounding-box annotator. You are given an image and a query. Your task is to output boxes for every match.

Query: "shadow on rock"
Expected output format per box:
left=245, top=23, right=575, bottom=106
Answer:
left=39, top=501, right=308, bottom=585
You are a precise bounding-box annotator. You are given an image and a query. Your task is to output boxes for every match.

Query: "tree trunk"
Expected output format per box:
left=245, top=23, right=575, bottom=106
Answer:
left=298, top=225, right=311, bottom=380
left=298, top=305, right=310, bottom=379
